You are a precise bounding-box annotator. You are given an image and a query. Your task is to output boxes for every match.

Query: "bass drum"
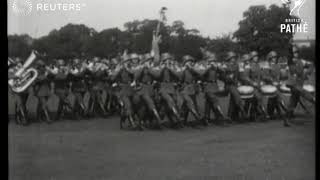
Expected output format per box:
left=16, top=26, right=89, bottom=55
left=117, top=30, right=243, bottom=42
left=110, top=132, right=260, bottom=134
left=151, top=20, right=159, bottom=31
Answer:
left=237, top=85, right=254, bottom=99
left=279, top=84, right=291, bottom=96
left=260, top=85, right=277, bottom=98
left=303, top=84, right=315, bottom=94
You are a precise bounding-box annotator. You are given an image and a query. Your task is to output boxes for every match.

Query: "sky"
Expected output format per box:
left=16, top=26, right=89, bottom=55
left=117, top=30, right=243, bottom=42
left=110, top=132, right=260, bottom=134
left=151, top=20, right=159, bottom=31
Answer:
left=7, top=0, right=315, bottom=40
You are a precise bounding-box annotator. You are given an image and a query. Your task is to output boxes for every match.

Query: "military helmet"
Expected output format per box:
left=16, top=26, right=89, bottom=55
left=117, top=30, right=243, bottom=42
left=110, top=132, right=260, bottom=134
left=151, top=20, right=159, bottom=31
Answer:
left=122, top=54, right=131, bottom=63
left=73, top=58, right=80, bottom=64
left=36, top=59, right=45, bottom=66
left=141, top=53, right=154, bottom=64
left=266, top=51, right=278, bottom=60
left=93, top=57, right=100, bottom=62
left=161, top=53, right=173, bottom=62
left=130, top=53, right=139, bottom=60
left=250, top=51, right=258, bottom=59
left=182, top=55, right=195, bottom=65
left=226, top=51, right=237, bottom=61
left=206, top=53, right=217, bottom=62
left=241, top=54, right=251, bottom=61
left=57, top=59, right=65, bottom=66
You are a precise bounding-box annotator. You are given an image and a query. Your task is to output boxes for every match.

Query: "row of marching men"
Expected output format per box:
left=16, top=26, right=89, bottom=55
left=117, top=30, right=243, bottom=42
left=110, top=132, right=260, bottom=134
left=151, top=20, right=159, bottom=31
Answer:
left=8, top=46, right=315, bottom=129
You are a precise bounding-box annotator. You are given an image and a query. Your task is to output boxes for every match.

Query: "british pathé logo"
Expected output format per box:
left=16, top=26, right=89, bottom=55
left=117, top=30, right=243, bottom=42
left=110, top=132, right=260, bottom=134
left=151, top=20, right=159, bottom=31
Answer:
left=280, top=0, right=308, bottom=33
left=12, top=0, right=33, bottom=16
left=281, top=0, right=306, bottom=18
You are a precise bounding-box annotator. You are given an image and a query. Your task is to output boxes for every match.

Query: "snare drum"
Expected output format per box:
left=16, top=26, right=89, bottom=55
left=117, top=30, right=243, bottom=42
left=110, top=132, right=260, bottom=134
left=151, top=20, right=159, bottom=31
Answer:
left=303, top=84, right=315, bottom=94
left=260, top=85, right=277, bottom=98
left=279, top=84, right=291, bottom=96
left=237, top=85, right=254, bottom=99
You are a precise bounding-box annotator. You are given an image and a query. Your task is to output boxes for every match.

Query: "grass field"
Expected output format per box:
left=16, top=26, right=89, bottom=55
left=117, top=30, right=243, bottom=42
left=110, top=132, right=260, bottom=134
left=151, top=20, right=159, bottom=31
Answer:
left=9, top=111, right=315, bottom=180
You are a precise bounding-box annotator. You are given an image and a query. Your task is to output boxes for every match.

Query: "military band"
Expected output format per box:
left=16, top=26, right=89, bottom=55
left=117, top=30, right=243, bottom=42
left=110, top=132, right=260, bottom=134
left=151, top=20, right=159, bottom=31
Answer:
left=8, top=44, right=315, bottom=130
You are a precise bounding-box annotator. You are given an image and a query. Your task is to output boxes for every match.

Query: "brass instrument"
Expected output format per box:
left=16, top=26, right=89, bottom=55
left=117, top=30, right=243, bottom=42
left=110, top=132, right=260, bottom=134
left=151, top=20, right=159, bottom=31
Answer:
left=8, top=51, right=38, bottom=93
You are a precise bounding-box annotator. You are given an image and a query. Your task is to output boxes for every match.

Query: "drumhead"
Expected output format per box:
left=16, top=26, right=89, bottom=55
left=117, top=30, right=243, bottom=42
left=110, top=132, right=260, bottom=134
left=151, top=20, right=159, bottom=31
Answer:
left=237, top=85, right=254, bottom=95
left=260, top=85, right=277, bottom=94
left=303, top=84, right=315, bottom=93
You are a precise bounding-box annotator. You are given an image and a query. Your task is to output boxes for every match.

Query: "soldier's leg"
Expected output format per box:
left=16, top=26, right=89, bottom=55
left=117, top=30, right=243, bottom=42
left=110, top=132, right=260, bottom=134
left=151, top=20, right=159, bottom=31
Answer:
left=253, top=90, right=269, bottom=120
left=160, top=91, right=181, bottom=121
left=182, top=93, right=208, bottom=125
left=15, top=94, right=28, bottom=125
left=207, top=93, right=229, bottom=124
left=39, top=97, right=51, bottom=123
left=121, top=95, right=139, bottom=130
left=227, top=85, right=246, bottom=119
left=141, top=94, right=162, bottom=128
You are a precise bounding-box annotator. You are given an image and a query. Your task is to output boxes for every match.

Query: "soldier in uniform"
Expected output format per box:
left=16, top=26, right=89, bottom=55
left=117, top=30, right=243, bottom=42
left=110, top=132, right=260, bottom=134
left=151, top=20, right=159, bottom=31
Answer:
left=34, top=60, right=51, bottom=123
left=220, top=51, right=246, bottom=121
left=109, top=54, right=142, bottom=130
left=261, top=51, right=289, bottom=119
left=180, top=55, right=208, bottom=126
left=8, top=58, right=28, bottom=125
left=285, top=46, right=315, bottom=126
left=55, top=59, right=72, bottom=120
left=238, top=51, right=269, bottom=121
left=156, top=53, right=182, bottom=127
left=135, top=53, right=163, bottom=129
left=201, top=54, right=230, bottom=124
left=69, top=58, right=87, bottom=118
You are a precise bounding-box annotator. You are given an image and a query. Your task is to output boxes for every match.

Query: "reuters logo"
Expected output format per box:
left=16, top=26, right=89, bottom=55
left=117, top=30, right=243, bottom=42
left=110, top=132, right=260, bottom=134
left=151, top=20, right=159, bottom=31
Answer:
left=12, top=0, right=32, bottom=16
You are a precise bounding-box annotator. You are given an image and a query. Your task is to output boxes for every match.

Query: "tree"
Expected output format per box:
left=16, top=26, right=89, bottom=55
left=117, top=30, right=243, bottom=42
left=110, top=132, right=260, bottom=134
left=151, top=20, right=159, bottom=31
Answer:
left=8, top=34, right=33, bottom=59
left=233, top=4, right=298, bottom=57
left=32, top=23, right=97, bottom=60
left=207, top=34, right=240, bottom=60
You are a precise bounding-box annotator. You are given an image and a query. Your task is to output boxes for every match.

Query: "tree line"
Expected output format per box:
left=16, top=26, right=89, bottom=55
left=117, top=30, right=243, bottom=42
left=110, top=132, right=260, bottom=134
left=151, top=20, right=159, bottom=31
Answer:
left=8, top=4, right=314, bottom=62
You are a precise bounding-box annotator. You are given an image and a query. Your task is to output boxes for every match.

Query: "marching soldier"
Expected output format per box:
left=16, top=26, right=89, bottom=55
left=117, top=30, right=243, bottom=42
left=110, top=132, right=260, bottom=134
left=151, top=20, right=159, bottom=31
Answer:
left=55, top=59, right=72, bottom=120
left=34, top=60, right=52, bottom=123
left=238, top=51, right=268, bottom=121
left=261, top=51, right=289, bottom=119
left=180, top=55, right=208, bottom=126
left=201, top=54, right=230, bottom=124
left=134, top=53, right=163, bottom=129
left=157, top=53, right=182, bottom=127
left=285, top=46, right=315, bottom=126
left=220, top=51, right=246, bottom=121
left=109, top=54, right=142, bottom=130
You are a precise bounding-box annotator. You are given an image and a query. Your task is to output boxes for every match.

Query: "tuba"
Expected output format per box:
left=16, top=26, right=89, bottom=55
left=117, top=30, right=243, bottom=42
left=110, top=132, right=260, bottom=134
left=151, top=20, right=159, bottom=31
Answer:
left=8, top=51, right=38, bottom=93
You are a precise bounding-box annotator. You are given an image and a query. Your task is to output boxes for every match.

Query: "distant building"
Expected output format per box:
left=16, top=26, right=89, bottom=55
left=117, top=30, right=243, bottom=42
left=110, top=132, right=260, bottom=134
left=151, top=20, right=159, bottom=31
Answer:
left=293, top=39, right=315, bottom=47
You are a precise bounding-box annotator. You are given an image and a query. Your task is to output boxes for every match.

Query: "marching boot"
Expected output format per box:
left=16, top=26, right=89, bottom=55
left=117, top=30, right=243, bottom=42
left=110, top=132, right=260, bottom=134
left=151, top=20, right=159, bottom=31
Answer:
left=259, top=105, right=269, bottom=121
left=128, top=115, right=139, bottom=131
left=283, top=112, right=291, bottom=127
left=171, top=106, right=184, bottom=127
left=215, top=106, right=231, bottom=125
left=279, top=100, right=288, bottom=113
left=43, top=108, right=52, bottom=124
left=191, top=108, right=208, bottom=126
left=18, top=107, right=28, bottom=126
left=152, top=108, right=163, bottom=129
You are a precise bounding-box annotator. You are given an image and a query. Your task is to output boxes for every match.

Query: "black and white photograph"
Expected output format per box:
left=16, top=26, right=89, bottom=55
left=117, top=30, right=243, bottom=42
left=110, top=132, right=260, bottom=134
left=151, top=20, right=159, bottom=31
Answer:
left=8, top=0, right=316, bottom=179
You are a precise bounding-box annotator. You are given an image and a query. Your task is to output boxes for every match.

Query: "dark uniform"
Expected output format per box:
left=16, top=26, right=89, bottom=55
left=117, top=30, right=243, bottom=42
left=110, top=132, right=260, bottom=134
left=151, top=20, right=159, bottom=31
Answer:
left=135, top=59, right=163, bottom=128
left=180, top=59, right=207, bottom=126
left=110, top=62, right=139, bottom=129
left=35, top=62, right=51, bottom=122
left=157, top=61, right=182, bottom=124
left=220, top=52, right=246, bottom=121
left=201, top=59, right=229, bottom=123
